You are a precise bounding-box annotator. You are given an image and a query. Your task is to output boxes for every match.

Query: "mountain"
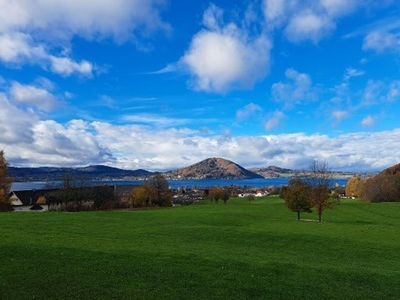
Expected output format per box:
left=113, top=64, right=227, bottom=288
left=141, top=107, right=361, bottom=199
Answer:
left=251, top=166, right=293, bottom=178
left=9, top=165, right=154, bottom=181
left=168, top=157, right=263, bottom=179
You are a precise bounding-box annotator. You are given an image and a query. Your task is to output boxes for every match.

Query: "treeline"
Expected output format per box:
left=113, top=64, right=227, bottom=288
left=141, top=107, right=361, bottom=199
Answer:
left=346, top=164, right=400, bottom=202
left=50, top=174, right=173, bottom=211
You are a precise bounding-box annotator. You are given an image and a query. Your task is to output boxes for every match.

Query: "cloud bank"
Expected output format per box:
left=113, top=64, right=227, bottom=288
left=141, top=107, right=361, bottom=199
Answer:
left=1, top=92, right=399, bottom=172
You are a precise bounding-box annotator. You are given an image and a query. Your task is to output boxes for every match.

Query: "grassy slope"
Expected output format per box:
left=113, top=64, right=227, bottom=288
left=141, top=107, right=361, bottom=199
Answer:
left=0, top=198, right=399, bottom=299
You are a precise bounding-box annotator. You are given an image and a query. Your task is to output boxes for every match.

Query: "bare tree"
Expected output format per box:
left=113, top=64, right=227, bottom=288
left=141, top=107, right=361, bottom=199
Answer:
left=309, top=161, right=335, bottom=223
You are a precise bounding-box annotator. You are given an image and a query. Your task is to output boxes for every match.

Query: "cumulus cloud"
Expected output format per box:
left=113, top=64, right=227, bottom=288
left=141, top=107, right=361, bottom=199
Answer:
left=49, top=56, right=93, bottom=77
left=264, top=0, right=359, bottom=43
left=0, top=32, right=94, bottom=77
left=0, top=0, right=168, bottom=42
left=0, top=93, right=37, bottom=144
left=1, top=92, right=399, bottom=171
left=272, top=69, right=317, bottom=108
left=9, top=82, right=60, bottom=112
left=2, top=103, right=400, bottom=171
left=181, top=4, right=272, bottom=93
left=236, top=103, right=262, bottom=122
left=0, top=0, right=168, bottom=76
left=285, top=9, right=335, bottom=43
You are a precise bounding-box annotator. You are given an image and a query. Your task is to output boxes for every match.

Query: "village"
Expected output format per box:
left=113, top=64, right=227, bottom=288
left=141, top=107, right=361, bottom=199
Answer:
left=8, top=184, right=277, bottom=212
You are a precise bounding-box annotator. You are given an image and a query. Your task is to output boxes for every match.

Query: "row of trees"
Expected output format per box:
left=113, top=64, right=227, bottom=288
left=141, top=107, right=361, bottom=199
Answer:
left=346, top=172, right=400, bottom=203
left=0, top=151, right=12, bottom=212
left=282, top=161, right=338, bottom=222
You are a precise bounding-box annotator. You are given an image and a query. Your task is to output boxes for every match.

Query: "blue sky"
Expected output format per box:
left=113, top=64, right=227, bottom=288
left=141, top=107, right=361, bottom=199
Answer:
left=0, top=0, right=400, bottom=171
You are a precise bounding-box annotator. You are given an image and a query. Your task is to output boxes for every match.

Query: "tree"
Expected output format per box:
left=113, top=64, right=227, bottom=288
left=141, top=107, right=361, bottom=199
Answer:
left=144, top=175, right=172, bottom=207
left=36, top=196, right=47, bottom=205
left=131, top=186, right=151, bottom=207
left=362, top=173, right=400, bottom=203
left=308, top=161, right=335, bottom=223
left=282, top=178, right=312, bottom=220
left=0, top=151, right=12, bottom=212
left=222, top=189, right=230, bottom=204
left=208, top=188, right=224, bottom=203
left=345, top=176, right=364, bottom=198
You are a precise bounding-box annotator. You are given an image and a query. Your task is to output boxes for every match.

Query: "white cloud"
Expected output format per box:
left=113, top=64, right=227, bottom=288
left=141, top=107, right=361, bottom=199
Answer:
left=344, top=68, right=365, bottom=81
left=0, top=32, right=94, bottom=77
left=264, top=0, right=360, bottom=43
left=122, top=114, right=191, bottom=127
left=363, top=80, right=400, bottom=106
left=332, top=110, right=349, bottom=122
left=0, top=93, right=38, bottom=144
left=320, top=0, right=357, bottom=17
left=285, top=9, right=335, bottom=43
left=1, top=95, right=400, bottom=171
left=361, top=116, right=376, bottom=128
left=388, top=81, right=400, bottom=102
left=272, top=69, right=317, bottom=108
left=0, top=0, right=168, bottom=76
left=49, top=56, right=93, bottom=77
left=181, top=4, right=271, bottom=93
left=265, top=111, right=284, bottom=131
left=236, top=103, right=262, bottom=122
left=0, top=0, right=168, bottom=42
left=0, top=32, right=46, bottom=63
left=10, top=82, right=59, bottom=112
left=363, top=31, right=400, bottom=53
left=263, top=0, right=290, bottom=26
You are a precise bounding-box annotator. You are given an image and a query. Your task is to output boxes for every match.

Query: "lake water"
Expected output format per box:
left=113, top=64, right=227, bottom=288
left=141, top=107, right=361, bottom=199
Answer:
left=11, top=178, right=349, bottom=191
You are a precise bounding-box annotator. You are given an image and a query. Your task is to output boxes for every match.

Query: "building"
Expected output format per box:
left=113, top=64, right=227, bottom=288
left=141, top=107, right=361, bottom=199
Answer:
left=9, top=189, right=54, bottom=212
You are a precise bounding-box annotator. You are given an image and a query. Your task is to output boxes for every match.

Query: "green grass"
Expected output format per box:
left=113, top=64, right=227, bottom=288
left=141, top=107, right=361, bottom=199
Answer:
left=1, top=197, right=399, bottom=299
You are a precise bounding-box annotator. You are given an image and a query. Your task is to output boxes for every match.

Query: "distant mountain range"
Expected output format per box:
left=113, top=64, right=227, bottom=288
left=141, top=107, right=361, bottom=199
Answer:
left=250, top=166, right=293, bottom=178
left=9, top=157, right=356, bottom=182
left=9, top=165, right=155, bottom=181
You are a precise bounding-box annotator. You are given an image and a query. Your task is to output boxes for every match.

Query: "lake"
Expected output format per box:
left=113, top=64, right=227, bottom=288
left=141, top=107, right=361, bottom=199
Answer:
left=11, top=178, right=349, bottom=191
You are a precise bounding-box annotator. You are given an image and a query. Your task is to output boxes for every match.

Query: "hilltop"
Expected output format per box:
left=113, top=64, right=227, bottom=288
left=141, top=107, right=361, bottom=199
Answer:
left=168, top=157, right=263, bottom=179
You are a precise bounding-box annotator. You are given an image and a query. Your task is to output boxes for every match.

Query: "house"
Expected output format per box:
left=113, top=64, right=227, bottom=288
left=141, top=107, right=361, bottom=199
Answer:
left=9, top=189, right=54, bottom=212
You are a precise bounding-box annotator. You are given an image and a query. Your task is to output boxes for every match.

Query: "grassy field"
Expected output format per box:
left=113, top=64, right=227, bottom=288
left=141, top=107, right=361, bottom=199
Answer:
left=0, top=197, right=399, bottom=299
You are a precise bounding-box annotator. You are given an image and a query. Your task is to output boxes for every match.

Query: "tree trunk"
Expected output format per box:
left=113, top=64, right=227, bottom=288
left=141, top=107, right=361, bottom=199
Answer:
left=318, top=207, right=322, bottom=223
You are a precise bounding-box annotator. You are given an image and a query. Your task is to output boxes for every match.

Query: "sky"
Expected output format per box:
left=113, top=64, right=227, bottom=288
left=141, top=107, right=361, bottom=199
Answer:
left=0, top=0, right=400, bottom=172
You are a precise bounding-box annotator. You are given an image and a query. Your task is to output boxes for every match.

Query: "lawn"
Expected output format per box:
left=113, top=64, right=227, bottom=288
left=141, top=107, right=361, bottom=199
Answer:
left=0, top=197, right=399, bottom=299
